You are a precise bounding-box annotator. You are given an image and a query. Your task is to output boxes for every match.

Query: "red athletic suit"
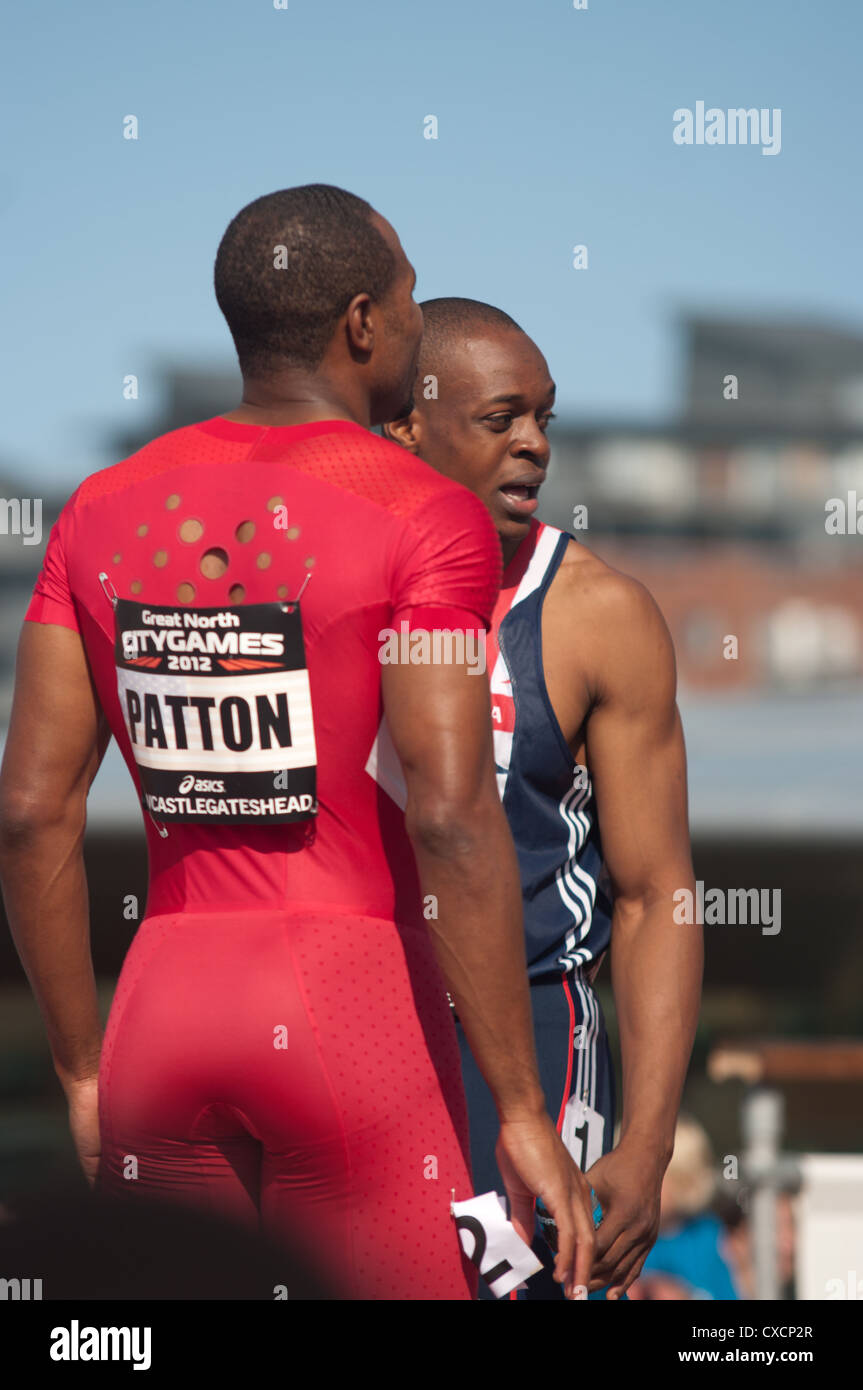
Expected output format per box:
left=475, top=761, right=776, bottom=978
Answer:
left=25, top=417, right=502, bottom=1300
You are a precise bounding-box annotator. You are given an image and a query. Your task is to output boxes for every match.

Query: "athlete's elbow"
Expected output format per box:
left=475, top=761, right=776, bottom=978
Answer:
left=0, top=787, right=84, bottom=854
left=406, top=793, right=499, bottom=861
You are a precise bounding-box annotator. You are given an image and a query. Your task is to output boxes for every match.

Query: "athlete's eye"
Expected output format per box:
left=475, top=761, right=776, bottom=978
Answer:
left=538, top=411, right=557, bottom=432
left=485, top=413, right=514, bottom=430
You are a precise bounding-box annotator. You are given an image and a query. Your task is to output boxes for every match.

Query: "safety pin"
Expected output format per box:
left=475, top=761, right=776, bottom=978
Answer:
left=98, top=571, right=168, bottom=838
left=98, top=571, right=119, bottom=607
left=281, top=570, right=313, bottom=613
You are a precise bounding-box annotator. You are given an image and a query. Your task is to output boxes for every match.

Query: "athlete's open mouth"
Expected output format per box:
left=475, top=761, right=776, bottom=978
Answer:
left=500, top=484, right=539, bottom=502
left=498, top=476, right=544, bottom=517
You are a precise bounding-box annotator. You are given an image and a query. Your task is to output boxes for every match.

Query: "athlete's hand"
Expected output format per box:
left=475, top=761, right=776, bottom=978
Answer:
left=63, top=1075, right=101, bottom=1186
left=585, top=1141, right=664, bottom=1297
left=496, top=1113, right=595, bottom=1299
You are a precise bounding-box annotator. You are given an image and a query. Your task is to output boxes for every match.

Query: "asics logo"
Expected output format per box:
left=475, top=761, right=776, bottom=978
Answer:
left=178, top=775, right=225, bottom=794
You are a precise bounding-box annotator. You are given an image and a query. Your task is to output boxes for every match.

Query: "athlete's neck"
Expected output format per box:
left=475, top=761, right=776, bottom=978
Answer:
left=501, top=533, right=525, bottom=570
left=224, top=374, right=371, bottom=430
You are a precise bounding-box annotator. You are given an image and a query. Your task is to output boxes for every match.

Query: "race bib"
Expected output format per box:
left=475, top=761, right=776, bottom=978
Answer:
left=560, top=1096, right=606, bottom=1171
left=452, top=1191, right=543, bottom=1298
left=114, top=598, right=317, bottom=825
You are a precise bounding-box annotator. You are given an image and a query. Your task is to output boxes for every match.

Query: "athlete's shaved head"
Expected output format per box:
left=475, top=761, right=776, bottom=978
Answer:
left=214, top=184, right=398, bottom=377
left=417, top=298, right=523, bottom=377
left=384, top=297, right=555, bottom=562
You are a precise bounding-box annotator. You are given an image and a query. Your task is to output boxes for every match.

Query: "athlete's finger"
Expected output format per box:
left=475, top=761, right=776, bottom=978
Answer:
left=591, top=1210, right=627, bottom=1259
left=606, top=1247, right=652, bottom=1300
left=568, top=1184, right=596, bottom=1298
left=590, top=1229, right=643, bottom=1291
left=550, top=1198, right=575, bottom=1290
left=553, top=1182, right=594, bottom=1298
left=591, top=1220, right=632, bottom=1271
left=548, top=1172, right=589, bottom=1287
left=589, top=1237, right=634, bottom=1288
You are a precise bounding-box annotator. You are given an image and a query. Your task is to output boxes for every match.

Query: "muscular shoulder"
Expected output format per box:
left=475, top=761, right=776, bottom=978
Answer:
left=546, top=538, right=676, bottom=704
left=252, top=424, right=481, bottom=525
left=552, top=538, right=661, bottom=623
left=72, top=424, right=216, bottom=509
left=325, top=431, right=501, bottom=623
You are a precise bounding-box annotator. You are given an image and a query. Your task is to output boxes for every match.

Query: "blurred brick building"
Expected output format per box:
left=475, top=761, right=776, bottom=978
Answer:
left=538, top=315, right=863, bottom=692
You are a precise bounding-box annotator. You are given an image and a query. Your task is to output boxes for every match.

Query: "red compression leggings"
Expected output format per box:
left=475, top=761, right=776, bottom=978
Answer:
left=96, top=906, right=477, bottom=1300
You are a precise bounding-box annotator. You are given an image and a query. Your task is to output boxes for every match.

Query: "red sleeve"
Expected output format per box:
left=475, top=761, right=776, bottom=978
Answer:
left=391, top=487, right=501, bottom=630
left=399, top=604, right=486, bottom=632
left=24, top=510, right=80, bottom=633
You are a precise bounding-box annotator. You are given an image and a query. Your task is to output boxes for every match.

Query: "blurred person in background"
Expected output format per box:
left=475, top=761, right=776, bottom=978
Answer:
left=717, top=1187, right=797, bottom=1301
left=629, top=1114, right=739, bottom=1300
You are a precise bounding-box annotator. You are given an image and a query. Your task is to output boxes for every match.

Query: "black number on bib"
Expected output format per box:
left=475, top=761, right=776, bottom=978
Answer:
left=454, top=1214, right=513, bottom=1286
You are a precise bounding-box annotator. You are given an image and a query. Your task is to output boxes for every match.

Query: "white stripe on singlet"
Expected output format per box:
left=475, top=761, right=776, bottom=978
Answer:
left=491, top=524, right=562, bottom=799
left=570, top=969, right=599, bottom=1111
left=555, top=780, right=600, bottom=972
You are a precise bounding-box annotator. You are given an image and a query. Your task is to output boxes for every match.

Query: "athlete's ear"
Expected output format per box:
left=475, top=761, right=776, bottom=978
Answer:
left=344, top=292, right=375, bottom=355
left=382, top=411, right=422, bottom=454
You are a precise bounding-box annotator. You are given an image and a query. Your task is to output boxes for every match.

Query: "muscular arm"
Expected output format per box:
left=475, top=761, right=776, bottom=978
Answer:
left=383, top=655, right=540, bottom=1117
left=587, top=578, right=700, bottom=1158
left=577, top=571, right=701, bottom=1292
left=382, top=652, right=595, bottom=1294
left=0, top=623, right=109, bottom=1090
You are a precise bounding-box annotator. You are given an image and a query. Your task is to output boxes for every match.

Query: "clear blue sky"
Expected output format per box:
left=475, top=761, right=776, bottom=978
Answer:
left=4, top=0, right=861, bottom=489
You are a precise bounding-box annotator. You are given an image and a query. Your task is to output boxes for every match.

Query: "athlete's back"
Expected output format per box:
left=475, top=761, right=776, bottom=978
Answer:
left=30, top=418, right=498, bottom=919
left=26, top=417, right=501, bottom=1298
